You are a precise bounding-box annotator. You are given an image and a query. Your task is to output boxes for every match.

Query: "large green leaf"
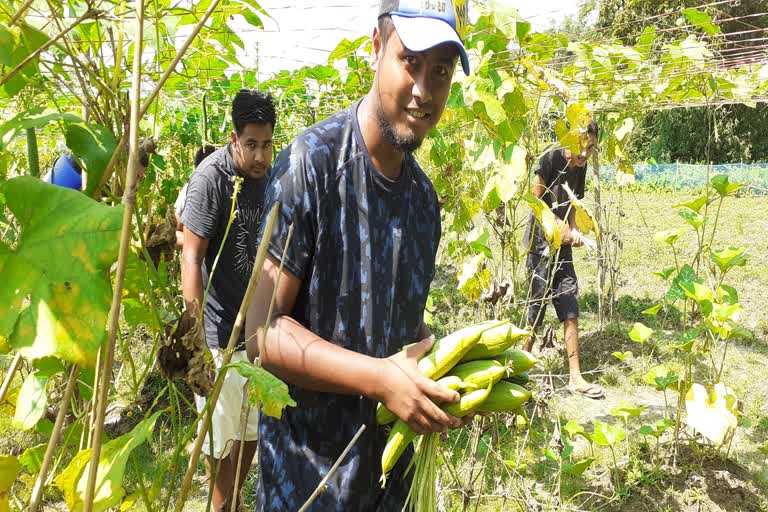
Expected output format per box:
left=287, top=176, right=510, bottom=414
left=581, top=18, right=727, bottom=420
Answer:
left=230, top=361, right=297, bottom=419
left=13, top=370, right=48, bottom=430
left=0, top=108, right=80, bottom=152
left=0, top=177, right=122, bottom=367
left=683, top=8, right=721, bottom=36
left=710, top=175, right=745, bottom=197
left=591, top=421, right=625, bottom=447
left=54, top=410, right=164, bottom=512
left=64, top=123, right=118, bottom=197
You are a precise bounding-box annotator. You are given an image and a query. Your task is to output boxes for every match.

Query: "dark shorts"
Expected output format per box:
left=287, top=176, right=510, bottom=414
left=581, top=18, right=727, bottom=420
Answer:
left=526, top=245, right=579, bottom=328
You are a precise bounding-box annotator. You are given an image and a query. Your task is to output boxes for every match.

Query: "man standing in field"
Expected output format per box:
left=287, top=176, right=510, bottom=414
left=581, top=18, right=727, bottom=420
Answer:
left=245, top=1, right=471, bottom=509
left=180, top=90, right=275, bottom=511
left=523, top=122, right=604, bottom=399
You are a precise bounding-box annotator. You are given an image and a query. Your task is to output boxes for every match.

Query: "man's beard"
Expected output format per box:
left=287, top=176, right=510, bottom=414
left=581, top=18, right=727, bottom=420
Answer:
left=377, top=105, right=423, bottom=153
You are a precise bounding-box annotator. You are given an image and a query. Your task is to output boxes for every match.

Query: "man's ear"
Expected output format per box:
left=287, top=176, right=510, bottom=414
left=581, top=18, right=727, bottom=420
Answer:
left=230, top=130, right=237, bottom=145
left=371, top=27, right=383, bottom=71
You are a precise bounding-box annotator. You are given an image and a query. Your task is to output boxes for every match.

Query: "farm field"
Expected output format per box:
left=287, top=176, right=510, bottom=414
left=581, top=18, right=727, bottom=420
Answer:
left=2, top=0, right=768, bottom=511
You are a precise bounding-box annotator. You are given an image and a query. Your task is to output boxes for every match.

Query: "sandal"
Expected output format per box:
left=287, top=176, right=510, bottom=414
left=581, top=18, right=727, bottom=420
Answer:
left=567, top=383, right=606, bottom=400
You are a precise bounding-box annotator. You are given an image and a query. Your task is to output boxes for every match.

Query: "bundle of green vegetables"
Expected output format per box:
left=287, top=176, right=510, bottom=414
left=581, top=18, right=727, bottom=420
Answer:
left=377, top=320, right=538, bottom=511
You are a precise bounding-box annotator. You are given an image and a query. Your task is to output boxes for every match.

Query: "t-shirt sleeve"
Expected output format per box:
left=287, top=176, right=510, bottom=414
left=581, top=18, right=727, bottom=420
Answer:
left=260, top=142, right=318, bottom=281
left=180, top=170, right=221, bottom=240
left=174, top=183, right=188, bottom=215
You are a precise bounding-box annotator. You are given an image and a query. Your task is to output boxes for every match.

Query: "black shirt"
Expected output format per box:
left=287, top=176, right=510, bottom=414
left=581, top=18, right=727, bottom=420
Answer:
left=180, top=145, right=267, bottom=349
left=255, top=100, right=441, bottom=511
left=523, top=147, right=586, bottom=254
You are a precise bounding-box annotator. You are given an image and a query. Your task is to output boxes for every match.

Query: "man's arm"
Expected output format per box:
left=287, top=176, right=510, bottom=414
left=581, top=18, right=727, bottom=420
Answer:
left=245, top=255, right=461, bottom=434
left=175, top=212, right=185, bottom=250
left=181, top=227, right=209, bottom=314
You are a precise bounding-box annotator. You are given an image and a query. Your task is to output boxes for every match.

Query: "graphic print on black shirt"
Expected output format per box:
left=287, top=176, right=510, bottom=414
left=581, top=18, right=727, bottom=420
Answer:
left=180, top=144, right=267, bottom=349
left=255, top=100, right=441, bottom=511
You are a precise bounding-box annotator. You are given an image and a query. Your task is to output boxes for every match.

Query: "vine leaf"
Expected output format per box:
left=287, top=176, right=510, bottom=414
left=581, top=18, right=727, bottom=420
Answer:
left=0, top=454, right=22, bottom=510
left=231, top=361, right=297, bottom=419
left=562, top=183, right=599, bottom=238
left=685, top=382, right=738, bottom=444
left=0, top=177, right=123, bottom=367
left=524, top=193, right=562, bottom=250
left=591, top=421, right=625, bottom=447
left=64, top=123, right=118, bottom=197
left=13, top=370, right=47, bottom=430
left=54, top=410, right=164, bottom=512
left=628, top=322, right=653, bottom=343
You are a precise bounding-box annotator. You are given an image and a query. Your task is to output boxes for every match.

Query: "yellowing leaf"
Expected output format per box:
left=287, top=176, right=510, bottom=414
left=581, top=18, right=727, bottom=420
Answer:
left=653, top=228, right=686, bottom=245
left=562, top=183, right=599, bottom=238
left=673, top=195, right=707, bottom=213
left=54, top=410, right=164, bottom=512
left=231, top=361, right=297, bottom=420
left=0, top=177, right=123, bottom=367
left=628, top=322, right=653, bottom=344
left=685, top=382, right=738, bottom=444
left=495, top=146, right=527, bottom=203
left=524, top=193, right=561, bottom=250
left=0, top=455, right=22, bottom=492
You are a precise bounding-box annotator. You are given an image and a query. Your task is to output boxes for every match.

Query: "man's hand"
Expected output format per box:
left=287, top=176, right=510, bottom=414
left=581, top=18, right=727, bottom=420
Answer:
left=569, top=229, right=585, bottom=247
left=373, top=336, right=463, bottom=435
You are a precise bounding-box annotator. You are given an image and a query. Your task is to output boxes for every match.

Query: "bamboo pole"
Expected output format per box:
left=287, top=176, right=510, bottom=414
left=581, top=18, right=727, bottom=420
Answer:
left=81, top=0, right=143, bottom=508
left=9, top=0, right=34, bottom=26
left=229, top=224, right=293, bottom=512
left=0, top=9, right=96, bottom=88
left=174, top=203, right=279, bottom=512
left=28, top=365, right=80, bottom=512
left=0, top=352, right=23, bottom=406
left=91, top=0, right=228, bottom=200
left=591, top=151, right=606, bottom=328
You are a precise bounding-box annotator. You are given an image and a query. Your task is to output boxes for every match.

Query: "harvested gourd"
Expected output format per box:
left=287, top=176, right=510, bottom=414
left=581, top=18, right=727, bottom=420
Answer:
left=377, top=320, right=538, bottom=512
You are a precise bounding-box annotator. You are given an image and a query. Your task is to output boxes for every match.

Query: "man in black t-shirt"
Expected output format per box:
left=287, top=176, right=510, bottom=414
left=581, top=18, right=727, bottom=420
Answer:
left=523, top=122, right=604, bottom=399
left=244, top=1, right=472, bottom=509
left=180, top=90, right=275, bottom=511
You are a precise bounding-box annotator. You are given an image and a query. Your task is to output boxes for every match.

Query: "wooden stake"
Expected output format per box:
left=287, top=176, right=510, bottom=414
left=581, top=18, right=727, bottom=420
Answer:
left=81, top=0, right=143, bottom=507
left=0, top=352, right=23, bottom=406
left=28, top=365, right=80, bottom=512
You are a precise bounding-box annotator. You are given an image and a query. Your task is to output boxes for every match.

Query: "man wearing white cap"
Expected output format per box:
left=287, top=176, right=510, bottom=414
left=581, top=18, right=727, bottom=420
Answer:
left=245, top=0, right=470, bottom=509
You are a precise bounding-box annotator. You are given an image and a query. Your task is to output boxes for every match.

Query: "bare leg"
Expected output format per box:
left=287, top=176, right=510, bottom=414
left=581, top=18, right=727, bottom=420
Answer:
left=564, top=318, right=604, bottom=398
left=205, top=454, right=235, bottom=512
left=229, top=440, right=258, bottom=508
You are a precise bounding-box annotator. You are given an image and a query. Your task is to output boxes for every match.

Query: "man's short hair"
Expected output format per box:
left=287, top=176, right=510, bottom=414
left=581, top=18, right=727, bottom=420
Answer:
left=587, top=121, right=599, bottom=139
left=194, top=145, right=216, bottom=167
left=232, top=89, right=276, bottom=136
left=378, top=14, right=395, bottom=47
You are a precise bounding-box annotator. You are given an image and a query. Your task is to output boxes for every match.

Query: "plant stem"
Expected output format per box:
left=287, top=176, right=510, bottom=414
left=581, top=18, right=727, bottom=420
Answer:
left=91, top=0, right=227, bottom=199
left=0, top=352, right=23, bottom=406
left=297, top=425, right=366, bottom=512
left=82, top=0, right=144, bottom=507
left=28, top=365, right=79, bottom=512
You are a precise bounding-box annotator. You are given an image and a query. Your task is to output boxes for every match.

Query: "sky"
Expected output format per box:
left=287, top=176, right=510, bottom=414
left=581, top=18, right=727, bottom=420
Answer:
left=229, top=0, right=585, bottom=79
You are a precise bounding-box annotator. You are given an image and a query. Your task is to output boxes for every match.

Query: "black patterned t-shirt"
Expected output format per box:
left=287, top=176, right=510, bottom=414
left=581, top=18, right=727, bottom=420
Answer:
left=181, top=145, right=267, bottom=349
left=255, top=100, right=441, bottom=511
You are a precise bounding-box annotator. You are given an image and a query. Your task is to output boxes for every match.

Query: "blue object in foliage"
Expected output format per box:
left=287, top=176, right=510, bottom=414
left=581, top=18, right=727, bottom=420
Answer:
left=47, top=154, right=82, bottom=190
